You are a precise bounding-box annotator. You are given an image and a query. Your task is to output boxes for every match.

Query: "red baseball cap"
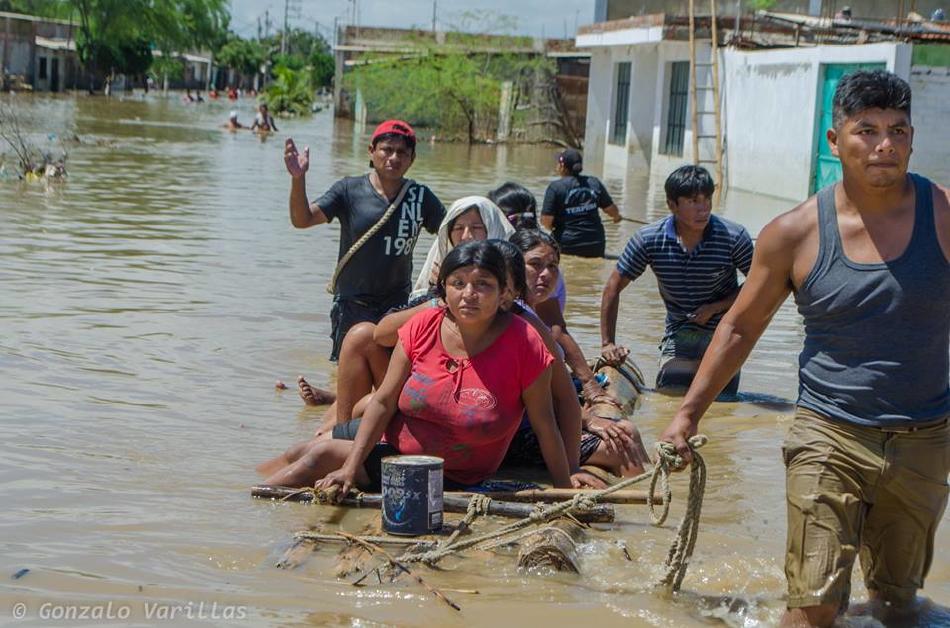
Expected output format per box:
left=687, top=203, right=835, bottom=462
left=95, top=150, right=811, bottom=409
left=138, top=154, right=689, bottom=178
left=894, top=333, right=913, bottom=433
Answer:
left=371, top=119, right=415, bottom=144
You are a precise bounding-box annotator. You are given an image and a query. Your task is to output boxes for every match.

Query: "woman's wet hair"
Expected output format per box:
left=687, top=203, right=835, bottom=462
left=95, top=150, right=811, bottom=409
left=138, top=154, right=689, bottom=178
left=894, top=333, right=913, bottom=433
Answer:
left=436, top=240, right=508, bottom=299
left=488, top=182, right=538, bottom=230
left=508, top=229, right=560, bottom=264
left=558, top=148, right=583, bottom=176
left=664, top=165, right=715, bottom=203
left=488, top=239, right=527, bottom=300
left=833, top=70, right=911, bottom=130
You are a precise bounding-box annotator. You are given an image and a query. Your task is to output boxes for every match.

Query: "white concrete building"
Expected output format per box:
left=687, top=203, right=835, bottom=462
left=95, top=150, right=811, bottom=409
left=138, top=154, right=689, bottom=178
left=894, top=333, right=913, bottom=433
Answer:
left=1, top=11, right=78, bottom=92
left=578, top=14, right=950, bottom=202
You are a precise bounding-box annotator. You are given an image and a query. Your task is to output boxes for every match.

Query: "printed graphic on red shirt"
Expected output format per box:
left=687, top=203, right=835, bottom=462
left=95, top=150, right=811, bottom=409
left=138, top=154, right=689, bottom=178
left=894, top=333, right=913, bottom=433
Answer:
left=457, top=388, right=497, bottom=409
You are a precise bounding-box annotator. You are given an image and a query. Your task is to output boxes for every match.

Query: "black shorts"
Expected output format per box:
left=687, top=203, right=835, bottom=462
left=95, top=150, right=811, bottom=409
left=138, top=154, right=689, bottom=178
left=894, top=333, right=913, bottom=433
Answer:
left=560, top=242, right=606, bottom=258
left=339, top=418, right=603, bottom=472
left=329, top=293, right=407, bottom=362
left=331, top=418, right=362, bottom=440
left=361, top=442, right=400, bottom=491
left=331, top=419, right=395, bottom=489
left=332, top=420, right=473, bottom=490
left=501, top=424, right=602, bottom=468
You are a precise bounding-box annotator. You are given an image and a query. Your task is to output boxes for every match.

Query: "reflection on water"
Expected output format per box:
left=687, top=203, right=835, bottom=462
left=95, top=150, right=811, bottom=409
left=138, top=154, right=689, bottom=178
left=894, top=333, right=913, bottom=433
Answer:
left=1, top=94, right=947, bottom=627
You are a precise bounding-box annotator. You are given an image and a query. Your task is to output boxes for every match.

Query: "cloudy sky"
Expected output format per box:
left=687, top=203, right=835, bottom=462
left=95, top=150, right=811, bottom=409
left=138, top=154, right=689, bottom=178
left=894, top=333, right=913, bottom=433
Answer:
left=228, top=0, right=597, bottom=40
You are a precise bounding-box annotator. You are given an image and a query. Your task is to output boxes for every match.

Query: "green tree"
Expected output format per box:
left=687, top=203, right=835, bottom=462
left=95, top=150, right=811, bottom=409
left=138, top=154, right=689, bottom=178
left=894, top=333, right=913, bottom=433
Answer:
left=57, top=0, right=228, bottom=89
left=258, top=28, right=333, bottom=88
left=263, top=64, right=313, bottom=115
left=215, top=34, right=266, bottom=77
left=148, top=55, right=184, bottom=87
left=0, top=0, right=71, bottom=16
left=348, top=49, right=551, bottom=142
left=309, top=49, right=334, bottom=88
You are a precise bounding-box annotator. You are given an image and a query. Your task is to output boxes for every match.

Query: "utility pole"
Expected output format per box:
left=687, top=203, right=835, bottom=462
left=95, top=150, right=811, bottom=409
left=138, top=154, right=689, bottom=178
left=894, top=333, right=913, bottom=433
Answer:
left=257, top=16, right=262, bottom=40
left=281, top=0, right=289, bottom=55
left=432, top=0, right=437, bottom=33
left=265, top=10, right=270, bottom=38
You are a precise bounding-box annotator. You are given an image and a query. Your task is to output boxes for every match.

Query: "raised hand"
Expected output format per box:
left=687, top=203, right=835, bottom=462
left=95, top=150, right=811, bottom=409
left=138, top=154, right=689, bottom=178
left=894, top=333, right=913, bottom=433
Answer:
left=284, top=138, right=310, bottom=179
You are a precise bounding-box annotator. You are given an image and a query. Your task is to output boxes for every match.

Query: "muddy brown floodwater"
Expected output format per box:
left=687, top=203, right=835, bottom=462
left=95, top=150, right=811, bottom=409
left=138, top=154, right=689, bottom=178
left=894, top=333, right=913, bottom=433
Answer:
left=1, top=94, right=947, bottom=627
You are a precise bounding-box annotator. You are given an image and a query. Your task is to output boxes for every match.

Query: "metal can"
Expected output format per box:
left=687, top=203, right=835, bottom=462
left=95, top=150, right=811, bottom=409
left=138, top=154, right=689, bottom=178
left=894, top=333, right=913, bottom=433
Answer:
left=381, top=455, right=444, bottom=535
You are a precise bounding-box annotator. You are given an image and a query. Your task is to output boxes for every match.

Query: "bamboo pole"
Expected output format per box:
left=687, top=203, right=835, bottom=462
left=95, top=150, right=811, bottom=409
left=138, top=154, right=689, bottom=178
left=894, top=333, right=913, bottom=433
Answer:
left=689, top=0, right=700, bottom=165
left=251, top=486, right=617, bottom=523
left=710, top=0, right=724, bottom=207
left=464, top=488, right=661, bottom=505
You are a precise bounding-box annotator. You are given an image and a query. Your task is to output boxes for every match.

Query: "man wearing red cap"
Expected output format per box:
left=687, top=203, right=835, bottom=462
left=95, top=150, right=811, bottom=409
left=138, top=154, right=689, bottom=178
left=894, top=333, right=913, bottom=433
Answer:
left=284, top=120, right=445, bottom=361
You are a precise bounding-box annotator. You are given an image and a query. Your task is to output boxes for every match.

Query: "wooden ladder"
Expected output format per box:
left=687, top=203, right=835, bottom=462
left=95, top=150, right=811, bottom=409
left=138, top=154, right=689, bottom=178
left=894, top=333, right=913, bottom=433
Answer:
left=688, top=0, right=724, bottom=206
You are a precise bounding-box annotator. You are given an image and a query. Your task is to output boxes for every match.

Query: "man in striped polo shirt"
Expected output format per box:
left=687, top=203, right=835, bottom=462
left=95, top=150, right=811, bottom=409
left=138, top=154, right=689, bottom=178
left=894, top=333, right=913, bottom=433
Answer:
left=600, top=165, right=754, bottom=395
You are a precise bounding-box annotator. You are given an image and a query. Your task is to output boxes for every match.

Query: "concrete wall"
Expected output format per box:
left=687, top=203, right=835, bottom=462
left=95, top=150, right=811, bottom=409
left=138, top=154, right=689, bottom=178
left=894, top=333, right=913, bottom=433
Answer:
left=602, top=0, right=947, bottom=20
left=649, top=40, right=693, bottom=185
left=584, top=48, right=612, bottom=173
left=630, top=44, right=659, bottom=169
left=583, top=42, right=661, bottom=177
left=723, top=43, right=909, bottom=200
left=909, top=65, right=950, bottom=182
left=580, top=25, right=944, bottom=202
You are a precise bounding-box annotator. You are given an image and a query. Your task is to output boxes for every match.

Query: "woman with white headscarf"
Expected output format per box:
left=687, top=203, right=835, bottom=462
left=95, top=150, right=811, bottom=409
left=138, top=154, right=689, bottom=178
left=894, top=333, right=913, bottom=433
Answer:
left=298, top=195, right=514, bottom=433
left=411, top=195, right=514, bottom=299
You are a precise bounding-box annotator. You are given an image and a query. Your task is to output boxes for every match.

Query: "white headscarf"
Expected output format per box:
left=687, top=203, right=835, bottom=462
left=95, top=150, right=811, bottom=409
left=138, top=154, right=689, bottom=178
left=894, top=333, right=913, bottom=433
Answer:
left=412, top=195, right=515, bottom=298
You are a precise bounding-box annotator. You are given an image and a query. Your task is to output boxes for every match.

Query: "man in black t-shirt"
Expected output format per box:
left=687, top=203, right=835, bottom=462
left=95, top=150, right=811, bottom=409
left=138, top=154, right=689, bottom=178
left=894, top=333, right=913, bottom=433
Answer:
left=541, top=149, right=621, bottom=258
left=284, top=120, right=445, bottom=360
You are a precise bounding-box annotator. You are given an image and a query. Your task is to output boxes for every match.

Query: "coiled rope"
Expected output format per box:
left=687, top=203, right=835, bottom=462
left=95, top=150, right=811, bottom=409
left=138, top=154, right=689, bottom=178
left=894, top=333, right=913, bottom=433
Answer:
left=396, top=435, right=708, bottom=592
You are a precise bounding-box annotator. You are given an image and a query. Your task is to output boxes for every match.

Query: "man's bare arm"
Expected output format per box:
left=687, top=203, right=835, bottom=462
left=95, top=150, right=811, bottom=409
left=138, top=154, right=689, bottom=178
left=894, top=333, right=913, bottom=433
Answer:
left=601, top=203, right=622, bottom=223
left=285, top=138, right=328, bottom=229
left=540, top=214, right=555, bottom=231
left=690, top=286, right=742, bottom=325
left=600, top=270, right=632, bottom=365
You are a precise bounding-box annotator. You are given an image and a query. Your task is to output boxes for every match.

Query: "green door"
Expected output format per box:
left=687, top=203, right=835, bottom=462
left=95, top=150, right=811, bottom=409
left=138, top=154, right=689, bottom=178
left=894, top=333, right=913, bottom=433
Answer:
left=811, top=63, right=886, bottom=193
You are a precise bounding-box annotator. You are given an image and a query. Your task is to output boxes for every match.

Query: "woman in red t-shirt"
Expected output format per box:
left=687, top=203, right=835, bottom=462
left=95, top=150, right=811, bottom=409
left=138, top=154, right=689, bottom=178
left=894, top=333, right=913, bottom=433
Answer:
left=261, top=241, right=574, bottom=490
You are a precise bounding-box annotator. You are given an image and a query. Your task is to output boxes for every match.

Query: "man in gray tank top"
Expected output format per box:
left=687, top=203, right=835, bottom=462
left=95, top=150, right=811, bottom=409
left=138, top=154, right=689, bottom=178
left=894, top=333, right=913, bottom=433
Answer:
left=658, top=70, right=950, bottom=626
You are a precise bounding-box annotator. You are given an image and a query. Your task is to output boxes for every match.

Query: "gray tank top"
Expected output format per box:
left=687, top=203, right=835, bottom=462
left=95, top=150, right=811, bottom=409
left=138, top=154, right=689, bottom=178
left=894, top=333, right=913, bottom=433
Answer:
left=795, top=174, right=950, bottom=427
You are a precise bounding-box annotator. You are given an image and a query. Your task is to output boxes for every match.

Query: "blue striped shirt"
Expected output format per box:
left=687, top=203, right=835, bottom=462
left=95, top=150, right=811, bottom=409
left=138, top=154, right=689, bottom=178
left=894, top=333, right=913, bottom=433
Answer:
left=617, top=215, right=754, bottom=338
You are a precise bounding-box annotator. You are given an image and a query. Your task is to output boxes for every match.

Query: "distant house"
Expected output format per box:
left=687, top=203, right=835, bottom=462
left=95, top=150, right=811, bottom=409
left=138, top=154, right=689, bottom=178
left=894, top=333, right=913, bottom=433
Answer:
left=0, top=11, right=78, bottom=92
left=149, top=49, right=213, bottom=90
left=594, top=0, right=950, bottom=23
left=578, top=7, right=950, bottom=201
